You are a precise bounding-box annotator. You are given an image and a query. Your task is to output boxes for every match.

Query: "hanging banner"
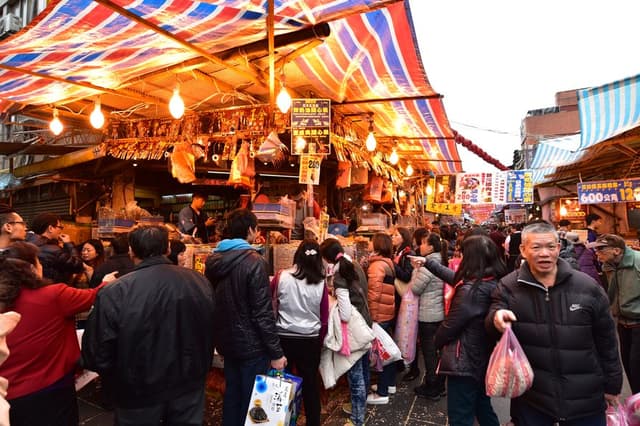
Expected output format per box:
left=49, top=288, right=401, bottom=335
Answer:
left=455, top=173, right=494, bottom=204
left=578, top=178, right=640, bottom=204
left=493, top=170, right=534, bottom=204
left=465, top=204, right=495, bottom=224
left=426, top=176, right=462, bottom=215
left=298, top=154, right=322, bottom=185
left=291, top=99, right=331, bottom=155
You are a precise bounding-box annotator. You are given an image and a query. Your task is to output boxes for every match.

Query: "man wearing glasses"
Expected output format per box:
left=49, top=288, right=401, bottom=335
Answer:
left=0, top=204, right=27, bottom=249
left=25, top=213, right=84, bottom=284
left=592, top=233, right=640, bottom=396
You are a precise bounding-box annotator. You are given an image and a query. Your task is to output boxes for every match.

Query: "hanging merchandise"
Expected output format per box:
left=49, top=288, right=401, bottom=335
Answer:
left=170, top=142, right=198, bottom=183
left=363, top=175, right=384, bottom=203
left=256, top=131, right=289, bottom=165
left=350, top=165, right=369, bottom=185
left=336, top=161, right=352, bottom=188
left=228, top=141, right=252, bottom=189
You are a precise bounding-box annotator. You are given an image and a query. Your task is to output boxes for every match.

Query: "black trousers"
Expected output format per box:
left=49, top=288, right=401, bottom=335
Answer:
left=279, top=335, right=322, bottom=426
left=9, top=380, right=78, bottom=426
left=618, top=323, right=640, bottom=394
left=114, top=387, right=205, bottom=426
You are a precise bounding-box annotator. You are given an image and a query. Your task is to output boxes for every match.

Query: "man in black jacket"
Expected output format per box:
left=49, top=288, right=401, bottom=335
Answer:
left=486, top=221, right=622, bottom=425
left=89, top=234, right=134, bottom=287
left=205, top=208, right=286, bottom=426
left=25, top=213, right=83, bottom=284
left=82, top=225, right=214, bottom=425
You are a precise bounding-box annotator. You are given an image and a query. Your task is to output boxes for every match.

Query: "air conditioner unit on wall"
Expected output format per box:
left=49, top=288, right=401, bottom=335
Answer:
left=1, top=14, right=22, bottom=36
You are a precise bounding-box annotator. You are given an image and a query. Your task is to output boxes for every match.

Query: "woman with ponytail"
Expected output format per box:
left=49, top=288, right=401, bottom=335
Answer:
left=320, top=239, right=371, bottom=426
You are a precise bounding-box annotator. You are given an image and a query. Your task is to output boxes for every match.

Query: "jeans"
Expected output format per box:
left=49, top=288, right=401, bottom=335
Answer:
left=374, top=320, right=397, bottom=396
left=347, top=353, right=370, bottom=426
left=279, top=335, right=322, bottom=426
left=223, top=355, right=270, bottom=426
left=618, top=323, right=640, bottom=394
left=419, top=321, right=443, bottom=387
left=447, top=376, right=499, bottom=426
left=511, top=397, right=605, bottom=426
left=115, top=387, right=205, bottom=425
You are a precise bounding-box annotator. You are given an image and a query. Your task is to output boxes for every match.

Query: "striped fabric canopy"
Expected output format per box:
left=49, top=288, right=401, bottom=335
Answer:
left=0, top=0, right=461, bottom=174
left=578, top=74, right=640, bottom=150
left=529, top=134, right=583, bottom=169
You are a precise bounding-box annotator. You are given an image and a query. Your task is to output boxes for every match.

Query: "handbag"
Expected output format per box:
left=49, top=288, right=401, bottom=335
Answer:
left=270, top=269, right=283, bottom=318
left=369, top=322, right=402, bottom=372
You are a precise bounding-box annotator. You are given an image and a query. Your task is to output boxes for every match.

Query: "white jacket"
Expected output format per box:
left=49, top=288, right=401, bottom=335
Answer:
left=319, top=303, right=374, bottom=389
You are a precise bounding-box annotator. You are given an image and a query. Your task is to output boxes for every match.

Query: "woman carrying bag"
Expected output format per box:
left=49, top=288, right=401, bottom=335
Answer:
left=365, top=233, right=397, bottom=405
left=320, top=239, right=371, bottom=426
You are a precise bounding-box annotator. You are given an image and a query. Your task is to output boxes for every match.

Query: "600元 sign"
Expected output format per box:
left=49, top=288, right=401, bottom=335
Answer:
left=577, top=179, right=640, bottom=205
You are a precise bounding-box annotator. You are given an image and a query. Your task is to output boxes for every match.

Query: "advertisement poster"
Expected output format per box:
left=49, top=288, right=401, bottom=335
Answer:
left=291, top=99, right=331, bottom=155
left=426, top=176, right=462, bottom=215
left=455, top=173, right=493, bottom=204
left=493, top=170, right=534, bottom=204
left=557, top=197, right=586, bottom=219
left=298, top=154, right=322, bottom=185
left=578, top=178, right=640, bottom=204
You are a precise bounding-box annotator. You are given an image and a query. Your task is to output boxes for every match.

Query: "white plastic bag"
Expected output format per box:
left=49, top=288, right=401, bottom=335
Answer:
left=369, top=323, right=402, bottom=371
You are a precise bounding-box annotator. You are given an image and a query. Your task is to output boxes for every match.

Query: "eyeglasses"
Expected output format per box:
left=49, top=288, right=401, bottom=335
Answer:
left=8, top=221, right=26, bottom=226
left=54, top=225, right=64, bottom=230
left=594, top=246, right=611, bottom=252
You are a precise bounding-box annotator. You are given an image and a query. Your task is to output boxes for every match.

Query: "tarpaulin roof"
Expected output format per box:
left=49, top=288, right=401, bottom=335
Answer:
left=0, top=0, right=462, bottom=175
left=578, top=74, right=640, bottom=150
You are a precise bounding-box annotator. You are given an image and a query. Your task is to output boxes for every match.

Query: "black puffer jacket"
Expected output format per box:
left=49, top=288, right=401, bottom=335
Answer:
left=205, top=248, right=284, bottom=360
left=82, top=256, right=215, bottom=408
left=25, top=233, right=84, bottom=284
left=486, top=258, right=622, bottom=421
left=427, top=259, right=497, bottom=383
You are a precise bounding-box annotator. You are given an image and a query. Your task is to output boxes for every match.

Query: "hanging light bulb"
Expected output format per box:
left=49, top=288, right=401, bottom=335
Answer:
left=294, top=136, right=307, bottom=153
left=426, top=185, right=433, bottom=195
left=406, top=163, right=414, bottom=176
left=389, top=148, right=399, bottom=165
left=559, top=205, right=568, bottom=217
left=277, top=85, right=292, bottom=113
left=169, top=85, right=185, bottom=119
left=49, top=108, right=63, bottom=136
left=89, top=98, right=105, bottom=129
left=365, top=113, right=376, bottom=151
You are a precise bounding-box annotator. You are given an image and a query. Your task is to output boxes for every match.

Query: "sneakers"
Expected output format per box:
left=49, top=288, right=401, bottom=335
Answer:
left=342, top=403, right=352, bottom=416
left=366, top=392, right=389, bottom=405
left=414, top=384, right=446, bottom=401
left=370, top=384, right=396, bottom=394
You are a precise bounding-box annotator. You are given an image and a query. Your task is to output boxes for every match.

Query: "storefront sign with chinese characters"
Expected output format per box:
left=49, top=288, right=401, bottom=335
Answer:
left=298, top=154, right=322, bottom=185
left=455, top=173, right=493, bottom=204
left=578, top=178, right=640, bottom=204
left=291, top=99, right=331, bottom=155
left=426, top=176, right=462, bottom=215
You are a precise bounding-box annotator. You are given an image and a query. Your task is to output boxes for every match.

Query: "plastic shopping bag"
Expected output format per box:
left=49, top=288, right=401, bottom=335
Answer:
left=394, top=286, right=419, bottom=363
left=485, top=327, right=534, bottom=398
left=607, top=402, right=629, bottom=426
left=626, top=392, right=640, bottom=426
left=369, top=323, right=402, bottom=372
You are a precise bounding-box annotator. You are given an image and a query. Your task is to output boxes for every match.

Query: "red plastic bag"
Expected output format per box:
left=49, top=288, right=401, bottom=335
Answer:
left=339, top=321, right=350, bottom=356
left=485, top=327, right=534, bottom=398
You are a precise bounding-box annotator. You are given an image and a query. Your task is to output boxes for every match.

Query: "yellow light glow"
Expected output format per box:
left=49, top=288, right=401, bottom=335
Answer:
left=365, top=131, right=376, bottom=151
left=426, top=185, right=433, bottom=195
left=89, top=100, right=105, bottom=129
left=560, top=206, right=568, bottom=216
left=169, top=86, right=185, bottom=119
left=389, top=148, right=399, bottom=165
left=295, top=136, right=306, bottom=153
left=49, top=108, right=63, bottom=135
left=276, top=86, right=292, bottom=113
left=406, top=164, right=414, bottom=176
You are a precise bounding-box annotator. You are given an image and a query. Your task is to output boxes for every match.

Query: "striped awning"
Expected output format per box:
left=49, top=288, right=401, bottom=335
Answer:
left=0, top=0, right=461, bottom=174
left=578, top=74, right=640, bottom=150
left=529, top=134, right=583, bottom=169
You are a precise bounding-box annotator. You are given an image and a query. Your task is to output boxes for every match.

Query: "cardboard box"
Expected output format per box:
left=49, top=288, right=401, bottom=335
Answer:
left=244, top=374, right=301, bottom=426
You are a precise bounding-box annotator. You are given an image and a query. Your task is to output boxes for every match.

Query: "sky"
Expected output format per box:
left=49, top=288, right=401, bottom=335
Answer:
left=408, top=0, right=640, bottom=173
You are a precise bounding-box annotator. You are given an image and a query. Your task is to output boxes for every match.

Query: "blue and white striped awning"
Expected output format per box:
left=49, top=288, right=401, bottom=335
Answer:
left=528, top=134, right=584, bottom=184
left=578, top=74, right=640, bottom=150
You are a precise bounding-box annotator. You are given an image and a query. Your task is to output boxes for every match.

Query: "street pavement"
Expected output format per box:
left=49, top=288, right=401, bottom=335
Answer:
left=78, top=364, right=631, bottom=425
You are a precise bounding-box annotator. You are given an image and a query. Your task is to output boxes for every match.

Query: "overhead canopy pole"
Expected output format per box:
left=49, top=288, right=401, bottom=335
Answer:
left=268, top=0, right=275, bottom=116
